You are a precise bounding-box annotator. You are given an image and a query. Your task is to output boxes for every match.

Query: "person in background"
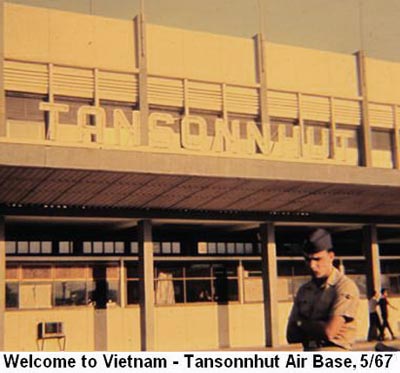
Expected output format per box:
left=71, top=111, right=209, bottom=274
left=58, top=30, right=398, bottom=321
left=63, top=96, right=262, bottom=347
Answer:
left=286, top=228, right=360, bottom=351
left=367, top=290, right=383, bottom=341
left=379, top=288, right=398, bottom=340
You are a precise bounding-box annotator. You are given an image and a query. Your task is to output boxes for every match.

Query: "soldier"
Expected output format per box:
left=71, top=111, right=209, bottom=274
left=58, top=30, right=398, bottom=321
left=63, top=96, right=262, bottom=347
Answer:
left=286, top=228, right=359, bottom=351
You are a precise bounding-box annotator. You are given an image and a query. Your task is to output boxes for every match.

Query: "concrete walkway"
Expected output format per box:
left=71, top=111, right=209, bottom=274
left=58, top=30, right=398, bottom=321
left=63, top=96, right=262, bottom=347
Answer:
left=221, top=339, right=400, bottom=351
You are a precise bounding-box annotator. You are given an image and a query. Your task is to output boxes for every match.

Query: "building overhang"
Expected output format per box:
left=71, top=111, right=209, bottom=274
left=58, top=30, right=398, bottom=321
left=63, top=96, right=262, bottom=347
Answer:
left=1, top=142, right=400, bottom=222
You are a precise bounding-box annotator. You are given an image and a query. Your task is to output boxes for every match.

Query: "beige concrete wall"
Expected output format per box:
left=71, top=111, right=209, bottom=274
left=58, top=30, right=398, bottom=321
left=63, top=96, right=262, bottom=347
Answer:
left=155, top=303, right=265, bottom=350
left=147, top=24, right=257, bottom=85
left=7, top=2, right=400, bottom=106
left=5, top=307, right=141, bottom=351
left=107, top=306, right=141, bottom=351
left=4, top=3, right=137, bottom=71
left=266, top=42, right=359, bottom=98
left=5, top=308, right=95, bottom=351
left=5, top=298, right=400, bottom=351
left=367, top=58, right=400, bottom=103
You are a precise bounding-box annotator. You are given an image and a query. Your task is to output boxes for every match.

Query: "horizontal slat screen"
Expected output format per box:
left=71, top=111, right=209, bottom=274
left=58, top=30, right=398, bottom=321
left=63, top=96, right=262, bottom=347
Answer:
left=148, top=76, right=184, bottom=107
left=187, top=81, right=222, bottom=111
left=334, top=98, right=361, bottom=125
left=4, top=60, right=48, bottom=94
left=98, top=71, right=138, bottom=103
left=53, top=66, right=94, bottom=98
left=302, top=95, right=330, bottom=122
left=369, top=103, right=394, bottom=129
left=267, top=90, right=298, bottom=119
left=225, top=85, right=259, bottom=115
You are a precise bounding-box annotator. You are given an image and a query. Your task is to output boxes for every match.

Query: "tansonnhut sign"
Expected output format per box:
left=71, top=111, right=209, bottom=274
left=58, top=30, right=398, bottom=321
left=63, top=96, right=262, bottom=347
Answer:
left=9, top=101, right=359, bottom=164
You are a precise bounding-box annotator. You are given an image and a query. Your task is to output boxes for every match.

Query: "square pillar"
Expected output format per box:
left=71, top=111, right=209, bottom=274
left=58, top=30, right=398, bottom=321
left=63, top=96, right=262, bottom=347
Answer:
left=260, top=223, right=279, bottom=347
left=363, top=225, right=381, bottom=296
left=0, top=216, right=5, bottom=350
left=138, top=220, right=155, bottom=351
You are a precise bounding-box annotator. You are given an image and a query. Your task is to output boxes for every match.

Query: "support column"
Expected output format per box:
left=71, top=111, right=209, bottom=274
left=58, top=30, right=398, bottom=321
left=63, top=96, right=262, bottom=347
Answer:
left=0, top=216, right=5, bottom=350
left=138, top=220, right=155, bottom=351
left=356, top=51, right=372, bottom=167
left=134, top=0, right=149, bottom=146
left=260, top=223, right=279, bottom=347
left=363, top=225, right=381, bottom=296
left=237, top=261, right=244, bottom=304
left=255, top=33, right=271, bottom=146
left=119, top=259, right=126, bottom=308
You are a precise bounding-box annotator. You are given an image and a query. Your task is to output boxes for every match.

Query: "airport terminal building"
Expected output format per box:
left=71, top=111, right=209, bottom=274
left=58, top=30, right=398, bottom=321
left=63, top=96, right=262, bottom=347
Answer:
left=1, top=2, right=400, bottom=351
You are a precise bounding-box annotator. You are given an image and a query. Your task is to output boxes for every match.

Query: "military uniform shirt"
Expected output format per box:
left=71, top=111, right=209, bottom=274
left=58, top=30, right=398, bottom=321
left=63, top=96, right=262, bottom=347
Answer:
left=287, top=267, right=359, bottom=350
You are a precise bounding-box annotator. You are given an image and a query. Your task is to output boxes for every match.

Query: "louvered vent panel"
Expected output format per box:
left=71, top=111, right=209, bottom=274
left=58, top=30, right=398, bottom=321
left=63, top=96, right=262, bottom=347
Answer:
left=53, top=66, right=94, bottom=98
left=369, top=103, right=394, bottom=129
left=148, top=76, right=184, bottom=107
left=267, top=90, right=298, bottom=119
left=187, top=81, right=222, bottom=111
left=302, top=95, right=330, bottom=122
left=4, top=60, right=48, bottom=94
left=334, top=98, right=361, bottom=125
left=225, top=85, right=259, bottom=115
left=98, top=71, right=138, bottom=103
left=396, top=107, right=400, bottom=127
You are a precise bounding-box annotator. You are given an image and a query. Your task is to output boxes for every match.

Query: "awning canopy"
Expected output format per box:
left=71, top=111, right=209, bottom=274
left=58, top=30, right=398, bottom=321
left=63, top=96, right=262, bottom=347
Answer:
left=1, top=142, right=400, bottom=221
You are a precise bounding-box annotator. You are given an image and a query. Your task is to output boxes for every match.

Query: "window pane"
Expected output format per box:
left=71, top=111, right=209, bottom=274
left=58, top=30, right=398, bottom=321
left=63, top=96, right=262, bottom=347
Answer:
left=173, top=280, right=184, bottom=303
left=186, top=280, right=212, bottom=302
left=186, top=263, right=211, bottom=278
left=227, top=243, right=235, bottom=254
left=126, top=264, right=139, bottom=279
left=83, top=242, right=92, bottom=254
left=6, top=283, right=19, bottom=308
left=54, top=281, right=87, bottom=306
left=236, top=242, right=244, bottom=254
left=243, top=262, right=262, bottom=277
left=155, top=264, right=183, bottom=278
left=245, top=243, right=253, bottom=254
left=172, top=242, right=181, bottom=254
left=18, top=241, right=28, bottom=254
left=6, top=266, right=19, bottom=280
left=55, top=266, right=87, bottom=279
left=127, top=280, right=139, bottom=304
left=130, top=242, right=138, bottom=254
left=22, top=266, right=51, bottom=279
left=6, top=241, right=16, bottom=254
left=161, top=242, right=172, bottom=254
left=115, top=242, right=124, bottom=254
left=153, top=242, right=161, bottom=254
left=30, top=241, right=40, bottom=254
left=217, top=243, right=225, bottom=254
left=107, top=280, right=120, bottom=304
left=59, top=241, right=72, bottom=254
left=104, top=242, right=114, bottom=253
left=42, top=241, right=52, bottom=254
left=208, top=242, right=216, bottom=254
left=214, top=279, right=238, bottom=302
left=93, top=242, right=103, bottom=254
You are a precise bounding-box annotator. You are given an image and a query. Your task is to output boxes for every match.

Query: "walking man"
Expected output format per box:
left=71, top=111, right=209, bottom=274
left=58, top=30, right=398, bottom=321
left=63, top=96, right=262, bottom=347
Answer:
left=367, top=290, right=383, bottom=341
left=379, top=288, right=398, bottom=340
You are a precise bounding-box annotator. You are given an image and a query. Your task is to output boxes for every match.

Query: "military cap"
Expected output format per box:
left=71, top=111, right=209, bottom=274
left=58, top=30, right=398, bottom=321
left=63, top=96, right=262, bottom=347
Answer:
left=303, top=228, right=333, bottom=254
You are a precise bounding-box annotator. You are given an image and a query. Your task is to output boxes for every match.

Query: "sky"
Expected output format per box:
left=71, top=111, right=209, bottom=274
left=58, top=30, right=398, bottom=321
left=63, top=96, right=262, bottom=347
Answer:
left=7, top=0, right=400, bottom=62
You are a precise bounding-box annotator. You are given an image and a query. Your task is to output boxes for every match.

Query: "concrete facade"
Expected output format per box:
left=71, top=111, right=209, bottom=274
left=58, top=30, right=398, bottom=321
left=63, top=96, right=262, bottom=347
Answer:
left=1, top=3, right=400, bottom=351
